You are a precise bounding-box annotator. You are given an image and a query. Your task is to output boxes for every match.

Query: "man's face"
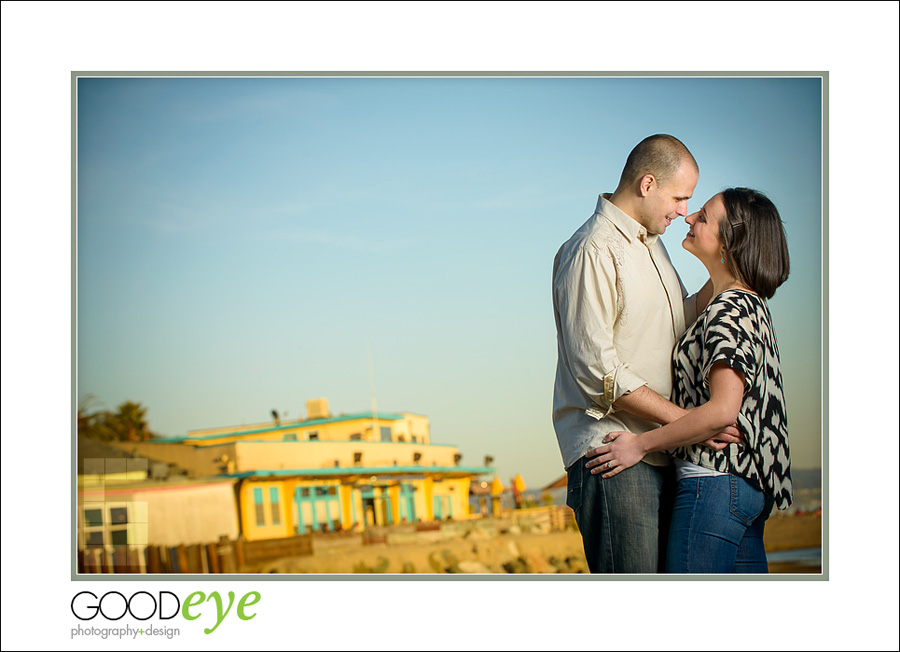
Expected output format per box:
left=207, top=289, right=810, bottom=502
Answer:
left=639, top=162, right=699, bottom=235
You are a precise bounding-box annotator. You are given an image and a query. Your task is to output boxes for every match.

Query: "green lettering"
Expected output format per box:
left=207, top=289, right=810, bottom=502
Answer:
left=182, top=591, right=205, bottom=621
left=237, top=591, right=261, bottom=621
left=203, top=591, right=236, bottom=634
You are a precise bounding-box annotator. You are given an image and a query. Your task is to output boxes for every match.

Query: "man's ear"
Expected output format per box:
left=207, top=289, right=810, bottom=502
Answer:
left=639, top=174, right=655, bottom=197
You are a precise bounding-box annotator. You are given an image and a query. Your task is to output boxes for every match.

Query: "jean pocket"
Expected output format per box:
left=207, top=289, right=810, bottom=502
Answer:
left=728, top=475, right=765, bottom=525
left=565, top=463, right=583, bottom=512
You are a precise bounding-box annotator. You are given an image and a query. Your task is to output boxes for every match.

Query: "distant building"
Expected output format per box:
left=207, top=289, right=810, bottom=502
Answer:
left=94, top=399, right=494, bottom=548
left=77, top=434, right=240, bottom=573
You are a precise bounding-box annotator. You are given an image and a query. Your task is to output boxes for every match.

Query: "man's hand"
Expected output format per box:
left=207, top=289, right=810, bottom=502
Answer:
left=699, top=424, right=743, bottom=451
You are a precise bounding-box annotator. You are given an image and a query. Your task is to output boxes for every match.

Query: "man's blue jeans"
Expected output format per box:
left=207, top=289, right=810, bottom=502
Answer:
left=566, top=457, right=674, bottom=573
left=666, top=474, right=775, bottom=573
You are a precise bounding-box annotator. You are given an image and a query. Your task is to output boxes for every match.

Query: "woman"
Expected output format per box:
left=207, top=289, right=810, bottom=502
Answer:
left=585, top=187, right=792, bottom=573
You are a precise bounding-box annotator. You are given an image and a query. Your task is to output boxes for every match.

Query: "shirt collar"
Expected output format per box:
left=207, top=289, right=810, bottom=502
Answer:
left=595, top=193, right=658, bottom=247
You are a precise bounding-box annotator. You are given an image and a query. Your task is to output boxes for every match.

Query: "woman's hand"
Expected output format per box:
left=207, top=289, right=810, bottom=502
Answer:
left=584, top=431, right=645, bottom=478
left=699, top=424, right=744, bottom=451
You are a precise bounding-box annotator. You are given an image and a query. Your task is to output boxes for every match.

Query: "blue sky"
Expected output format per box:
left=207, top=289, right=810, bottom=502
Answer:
left=77, top=75, right=823, bottom=487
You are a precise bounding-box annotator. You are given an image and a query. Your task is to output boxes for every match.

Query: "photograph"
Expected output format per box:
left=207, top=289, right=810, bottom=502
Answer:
left=74, top=73, right=823, bottom=577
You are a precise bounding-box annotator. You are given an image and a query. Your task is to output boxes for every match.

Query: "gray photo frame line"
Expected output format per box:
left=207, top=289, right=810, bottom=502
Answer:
left=71, top=70, right=828, bottom=582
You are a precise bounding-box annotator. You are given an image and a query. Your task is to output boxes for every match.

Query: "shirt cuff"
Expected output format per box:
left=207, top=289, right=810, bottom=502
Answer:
left=599, top=364, right=647, bottom=405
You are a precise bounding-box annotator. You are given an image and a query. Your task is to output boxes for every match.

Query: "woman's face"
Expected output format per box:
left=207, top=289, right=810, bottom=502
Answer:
left=683, top=193, right=726, bottom=265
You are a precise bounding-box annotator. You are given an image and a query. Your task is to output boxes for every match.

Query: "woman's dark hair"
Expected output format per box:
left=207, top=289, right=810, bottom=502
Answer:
left=720, top=187, right=790, bottom=299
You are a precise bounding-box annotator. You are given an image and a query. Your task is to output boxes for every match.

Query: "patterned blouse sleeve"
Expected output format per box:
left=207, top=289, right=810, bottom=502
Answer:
left=701, top=294, right=758, bottom=394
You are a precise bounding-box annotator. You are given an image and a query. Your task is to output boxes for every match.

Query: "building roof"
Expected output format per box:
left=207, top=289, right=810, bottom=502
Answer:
left=222, top=464, right=495, bottom=479
left=78, top=476, right=238, bottom=494
left=77, top=434, right=138, bottom=474
left=78, top=434, right=192, bottom=478
left=164, top=411, right=411, bottom=443
left=542, top=474, right=567, bottom=491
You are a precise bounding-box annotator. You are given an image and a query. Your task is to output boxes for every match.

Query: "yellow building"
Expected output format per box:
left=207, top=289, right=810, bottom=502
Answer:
left=114, top=399, right=494, bottom=542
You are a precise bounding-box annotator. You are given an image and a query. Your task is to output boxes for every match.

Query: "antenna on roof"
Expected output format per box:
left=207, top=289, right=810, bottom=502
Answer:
left=367, top=342, right=378, bottom=440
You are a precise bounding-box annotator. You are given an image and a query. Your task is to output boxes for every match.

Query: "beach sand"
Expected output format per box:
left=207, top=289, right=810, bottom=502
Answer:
left=254, top=512, right=822, bottom=575
left=763, top=512, right=822, bottom=574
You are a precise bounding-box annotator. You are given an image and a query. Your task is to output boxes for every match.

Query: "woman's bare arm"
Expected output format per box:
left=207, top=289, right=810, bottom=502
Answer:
left=586, top=362, right=745, bottom=477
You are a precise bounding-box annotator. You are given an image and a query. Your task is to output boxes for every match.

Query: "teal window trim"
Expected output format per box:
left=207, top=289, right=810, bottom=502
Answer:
left=433, top=495, right=442, bottom=520
left=294, top=485, right=340, bottom=534
left=253, top=487, right=265, bottom=526
left=432, top=495, right=451, bottom=520
left=294, top=487, right=308, bottom=535
left=400, top=484, right=416, bottom=522
left=269, top=487, right=281, bottom=525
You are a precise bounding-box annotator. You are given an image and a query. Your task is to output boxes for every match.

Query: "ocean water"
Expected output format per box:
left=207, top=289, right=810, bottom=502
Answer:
left=767, top=546, right=820, bottom=561
left=767, top=546, right=822, bottom=568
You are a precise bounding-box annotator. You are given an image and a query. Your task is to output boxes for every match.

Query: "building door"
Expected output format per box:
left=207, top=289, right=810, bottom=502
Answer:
left=399, top=484, right=417, bottom=523
left=432, top=495, right=452, bottom=520
left=432, top=495, right=442, bottom=520
left=360, top=486, right=376, bottom=526
left=380, top=486, right=393, bottom=525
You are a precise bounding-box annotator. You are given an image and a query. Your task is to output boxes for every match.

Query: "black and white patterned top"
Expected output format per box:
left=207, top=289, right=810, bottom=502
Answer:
left=669, top=290, right=793, bottom=510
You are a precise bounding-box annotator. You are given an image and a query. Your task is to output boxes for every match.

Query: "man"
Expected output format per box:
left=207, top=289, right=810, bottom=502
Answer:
left=552, top=134, right=729, bottom=573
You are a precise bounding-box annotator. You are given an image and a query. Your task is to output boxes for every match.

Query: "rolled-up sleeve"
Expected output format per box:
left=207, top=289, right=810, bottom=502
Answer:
left=554, top=243, right=648, bottom=410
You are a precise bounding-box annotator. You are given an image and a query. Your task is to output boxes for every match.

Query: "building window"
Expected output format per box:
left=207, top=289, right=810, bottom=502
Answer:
left=308, top=432, right=319, bottom=441
left=293, top=485, right=341, bottom=534
left=82, top=504, right=130, bottom=550
left=84, top=508, right=103, bottom=528
left=270, top=487, right=281, bottom=525
left=110, top=507, right=128, bottom=525
left=349, top=433, right=361, bottom=441
left=380, top=426, right=392, bottom=442
left=253, top=487, right=265, bottom=526
left=411, top=435, right=418, bottom=443
left=283, top=433, right=297, bottom=441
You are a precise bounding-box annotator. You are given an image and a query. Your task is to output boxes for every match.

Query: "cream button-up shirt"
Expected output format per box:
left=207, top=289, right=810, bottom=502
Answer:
left=552, top=194, right=698, bottom=469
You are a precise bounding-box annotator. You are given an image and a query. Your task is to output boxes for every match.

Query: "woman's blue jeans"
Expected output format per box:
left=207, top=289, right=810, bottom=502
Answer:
left=666, top=474, right=775, bottom=573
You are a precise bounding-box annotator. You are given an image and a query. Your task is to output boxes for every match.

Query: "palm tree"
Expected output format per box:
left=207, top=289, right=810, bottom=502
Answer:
left=78, top=396, right=154, bottom=442
left=114, top=401, right=150, bottom=441
left=77, top=393, right=109, bottom=439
